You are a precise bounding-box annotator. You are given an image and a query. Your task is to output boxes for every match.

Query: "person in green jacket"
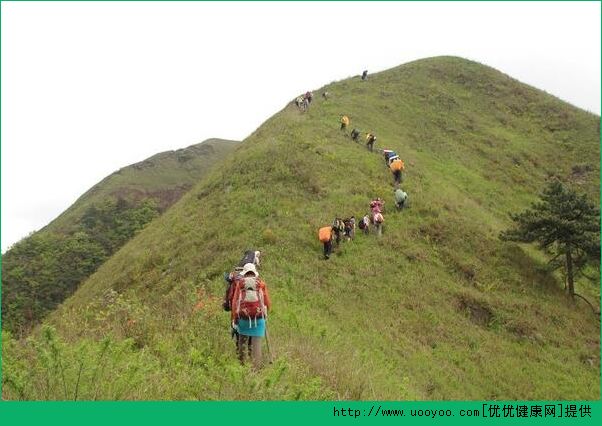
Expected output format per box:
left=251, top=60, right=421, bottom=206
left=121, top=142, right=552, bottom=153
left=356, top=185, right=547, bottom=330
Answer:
left=394, top=188, right=408, bottom=210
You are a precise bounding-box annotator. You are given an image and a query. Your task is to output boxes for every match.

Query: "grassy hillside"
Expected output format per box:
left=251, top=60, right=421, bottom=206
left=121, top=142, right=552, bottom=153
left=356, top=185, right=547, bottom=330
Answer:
left=2, top=57, right=599, bottom=400
left=1, top=139, right=239, bottom=334
left=45, top=138, right=240, bottom=233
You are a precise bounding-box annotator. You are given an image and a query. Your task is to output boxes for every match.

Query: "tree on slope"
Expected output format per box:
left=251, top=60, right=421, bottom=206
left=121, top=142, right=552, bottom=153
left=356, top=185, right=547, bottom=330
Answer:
left=500, top=180, right=600, bottom=303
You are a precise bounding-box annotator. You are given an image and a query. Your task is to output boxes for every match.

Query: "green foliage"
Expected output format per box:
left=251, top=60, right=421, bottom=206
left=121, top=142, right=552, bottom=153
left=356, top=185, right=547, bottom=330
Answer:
left=3, top=57, right=600, bottom=400
left=500, top=180, right=600, bottom=298
left=1, top=199, right=159, bottom=334
left=2, top=139, right=238, bottom=335
left=501, top=180, right=600, bottom=255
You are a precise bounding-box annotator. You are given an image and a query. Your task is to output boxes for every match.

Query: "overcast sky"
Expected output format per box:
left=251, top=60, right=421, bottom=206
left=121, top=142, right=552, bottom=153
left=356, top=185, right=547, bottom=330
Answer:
left=2, top=1, right=600, bottom=251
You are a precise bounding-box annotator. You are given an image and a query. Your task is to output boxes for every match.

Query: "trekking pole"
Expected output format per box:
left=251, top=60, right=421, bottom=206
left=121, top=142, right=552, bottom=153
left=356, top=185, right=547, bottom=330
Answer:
left=264, top=321, right=274, bottom=364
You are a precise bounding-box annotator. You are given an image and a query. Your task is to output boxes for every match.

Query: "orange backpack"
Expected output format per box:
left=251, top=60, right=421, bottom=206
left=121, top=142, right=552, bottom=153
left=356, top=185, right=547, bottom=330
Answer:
left=390, top=159, right=404, bottom=172
left=318, top=226, right=333, bottom=243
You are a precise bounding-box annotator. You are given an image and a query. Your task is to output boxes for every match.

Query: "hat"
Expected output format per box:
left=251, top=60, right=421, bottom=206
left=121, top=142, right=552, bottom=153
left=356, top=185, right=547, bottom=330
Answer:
left=241, top=263, right=258, bottom=277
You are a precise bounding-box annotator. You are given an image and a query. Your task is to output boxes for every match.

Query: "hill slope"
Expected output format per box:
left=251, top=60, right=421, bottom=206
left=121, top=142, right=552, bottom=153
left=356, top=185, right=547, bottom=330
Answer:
left=1, top=139, right=239, bottom=334
left=3, top=57, right=599, bottom=400
left=45, top=138, right=240, bottom=233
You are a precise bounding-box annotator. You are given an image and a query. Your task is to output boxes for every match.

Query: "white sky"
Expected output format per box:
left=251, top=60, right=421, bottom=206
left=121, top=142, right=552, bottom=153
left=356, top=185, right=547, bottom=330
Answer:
left=2, top=1, right=600, bottom=252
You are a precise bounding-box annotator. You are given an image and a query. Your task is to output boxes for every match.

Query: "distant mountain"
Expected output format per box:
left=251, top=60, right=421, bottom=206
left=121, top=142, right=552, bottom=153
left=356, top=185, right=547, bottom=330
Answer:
left=3, top=57, right=599, bottom=400
left=1, top=138, right=239, bottom=334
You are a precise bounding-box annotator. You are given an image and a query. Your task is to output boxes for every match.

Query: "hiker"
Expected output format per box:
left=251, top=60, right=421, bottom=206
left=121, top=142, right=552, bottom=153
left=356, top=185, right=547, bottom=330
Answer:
left=319, top=226, right=334, bottom=259
left=304, top=91, right=313, bottom=105
left=372, top=211, right=384, bottom=236
left=332, top=218, right=345, bottom=246
left=366, top=133, right=376, bottom=152
left=394, top=188, right=408, bottom=210
left=237, top=250, right=261, bottom=268
left=341, top=115, right=350, bottom=131
left=369, top=199, right=384, bottom=235
left=223, top=250, right=262, bottom=311
left=343, top=216, right=356, bottom=241
left=351, top=128, right=360, bottom=142
left=322, top=91, right=329, bottom=100
left=362, top=70, right=368, bottom=81
left=230, top=263, right=271, bottom=368
left=370, top=197, right=384, bottom=214
left=383, top=149, right=399, bottom=166
left=389, top=158, right=404, bottom=185
left=295, top=96, right=305, bottom=110
left=358, top=214, right=370, bottom=235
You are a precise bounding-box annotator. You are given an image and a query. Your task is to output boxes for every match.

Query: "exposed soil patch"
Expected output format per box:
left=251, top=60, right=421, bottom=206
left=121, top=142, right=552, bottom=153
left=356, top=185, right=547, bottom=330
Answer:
left=456, top=296, right=493, bottom=327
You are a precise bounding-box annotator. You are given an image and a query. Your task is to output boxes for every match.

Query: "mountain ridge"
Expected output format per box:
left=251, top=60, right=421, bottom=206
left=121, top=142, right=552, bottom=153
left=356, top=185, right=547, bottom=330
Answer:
left=2, top=138, right=239, bottom=334
left=3, top=56, right=599, bottom=400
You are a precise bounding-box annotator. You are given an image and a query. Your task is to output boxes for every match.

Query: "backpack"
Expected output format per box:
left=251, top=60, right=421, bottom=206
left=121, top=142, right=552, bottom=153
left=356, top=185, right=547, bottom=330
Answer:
left=395, top=190, right=408, bottom=203
left=332, top=219, right=345, bottom=234
left=390, top=159, right=404, bottom=172
left=358, top=219, right=366, bottom=230
left=372, top=212, right=384, bottom=224
left=319, top=226, right=332, bottom=243
left=370, top=200, right=383, bottom=213
left=237, top=250, right=259, bottom=268
left=235, top=277, right=266, bottom=320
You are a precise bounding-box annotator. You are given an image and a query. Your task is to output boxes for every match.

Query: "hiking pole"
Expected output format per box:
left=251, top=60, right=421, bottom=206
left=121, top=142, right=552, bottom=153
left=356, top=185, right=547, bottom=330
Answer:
left=264, top=321, right=274, bottom=364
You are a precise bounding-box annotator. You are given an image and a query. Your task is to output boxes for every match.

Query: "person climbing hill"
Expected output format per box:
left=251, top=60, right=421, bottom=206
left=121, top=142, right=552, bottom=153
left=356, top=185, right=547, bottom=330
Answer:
left=351, top=128, right=360, bottom=142
left=389, top=158, right=405, bottom=186
left=394, top=188, right=408, bottom=210
left=223, top=250, right=262, bottom=312
left=372, top=211, right=384, bottom=236
left=304, top=91, right=313, bottom=105
left=332, top=218, right=345, bottom=246
left=343, top=216, right=356, bottom=241
left=362, top=70, right=368, bottom=81
left=341, top=115, right=350, bottom=132
left=230, top=263, right=271, bottom=369
left=319, top=226, right=334, bottom=259
left=369, top=198, right=385, bottom=236
left=295, top=96, right=306, bottom=111
left=358, top=214, right=370, bottom=235
left=366, top=133, right=376, bottom=152
left=237, top=250, right=261, bottom=268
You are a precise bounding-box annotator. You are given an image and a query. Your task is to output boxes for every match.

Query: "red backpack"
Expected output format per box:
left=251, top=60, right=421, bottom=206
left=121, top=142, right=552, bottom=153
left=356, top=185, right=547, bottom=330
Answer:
left=235, top=277, right=266, bottom=320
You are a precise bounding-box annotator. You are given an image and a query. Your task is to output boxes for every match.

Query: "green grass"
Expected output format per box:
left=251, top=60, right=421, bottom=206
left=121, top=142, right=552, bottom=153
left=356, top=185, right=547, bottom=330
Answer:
left=2, top=56, right=599, bottom=400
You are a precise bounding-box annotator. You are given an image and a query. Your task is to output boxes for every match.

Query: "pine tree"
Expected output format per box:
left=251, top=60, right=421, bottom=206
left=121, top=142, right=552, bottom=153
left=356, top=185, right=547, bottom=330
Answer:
left=500, top=180, right=600, bottom=301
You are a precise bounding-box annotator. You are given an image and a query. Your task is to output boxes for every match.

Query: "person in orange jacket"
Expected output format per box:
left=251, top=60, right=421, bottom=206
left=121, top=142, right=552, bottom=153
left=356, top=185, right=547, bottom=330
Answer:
left=389, top=158, right=405, bottom=185
left=318, top=226, right=334, bottom=259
